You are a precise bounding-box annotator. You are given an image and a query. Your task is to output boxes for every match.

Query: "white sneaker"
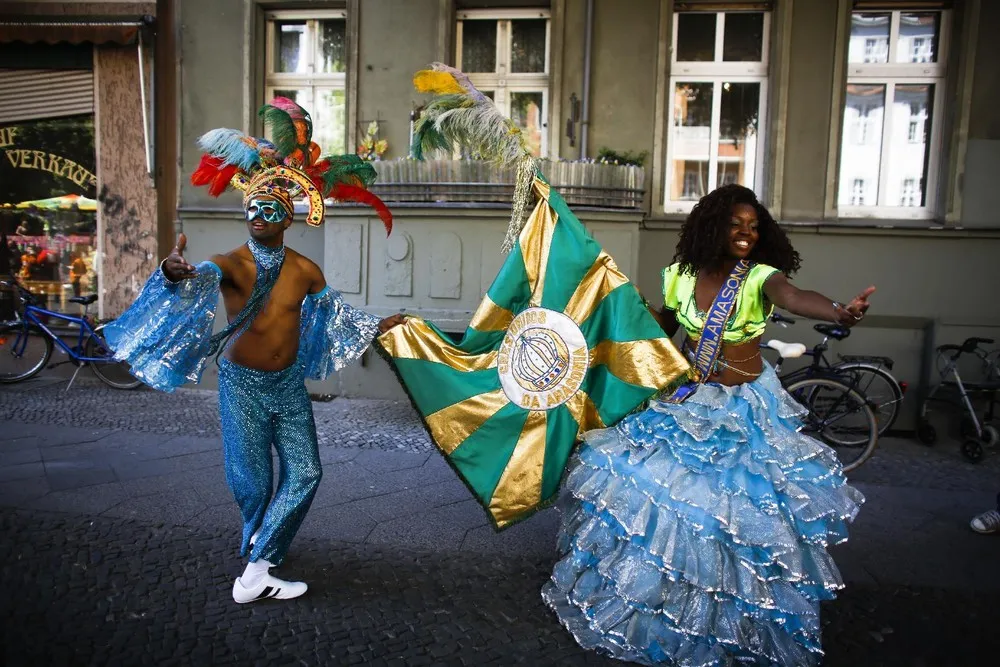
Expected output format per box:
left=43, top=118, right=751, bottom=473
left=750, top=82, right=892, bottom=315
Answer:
left=970, top=509, right=1000, bottom=534
left=232, top=572, right=308, bottom=603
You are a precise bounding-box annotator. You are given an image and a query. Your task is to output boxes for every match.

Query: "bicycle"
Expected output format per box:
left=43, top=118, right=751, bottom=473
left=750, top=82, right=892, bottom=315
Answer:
left=0, top=277, right=142, bottom=390
left=767, top=312, right=906, bottom=436
left=762, top=328, right=879, bottom=472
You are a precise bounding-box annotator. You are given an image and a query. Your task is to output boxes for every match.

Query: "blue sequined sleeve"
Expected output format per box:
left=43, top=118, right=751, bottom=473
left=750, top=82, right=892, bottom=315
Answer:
left=298, top=286, right=381, bottom=380
left=103, top=262, right=223, bottom=392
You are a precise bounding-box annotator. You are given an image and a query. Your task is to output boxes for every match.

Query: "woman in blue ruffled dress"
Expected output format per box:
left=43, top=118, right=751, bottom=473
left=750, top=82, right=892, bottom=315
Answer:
left=542, top=184, right=875, bottom=665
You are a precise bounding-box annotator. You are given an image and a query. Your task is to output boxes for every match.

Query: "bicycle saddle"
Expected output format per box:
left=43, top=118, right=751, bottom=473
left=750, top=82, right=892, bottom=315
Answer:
left=814, top=323, right=850, bottom=340
left=765, top=339, right=807, bottom=359
left=69, top=295, right=98, bottom=306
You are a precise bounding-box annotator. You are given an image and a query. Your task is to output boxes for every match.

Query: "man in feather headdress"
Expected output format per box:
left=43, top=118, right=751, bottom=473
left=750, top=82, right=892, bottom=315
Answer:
left=104, top=98, right=404, bottom=603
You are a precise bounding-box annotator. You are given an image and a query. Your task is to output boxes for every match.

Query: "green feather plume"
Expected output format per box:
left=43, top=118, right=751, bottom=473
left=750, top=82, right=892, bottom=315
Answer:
left=412, top=63, right=537, bottom=252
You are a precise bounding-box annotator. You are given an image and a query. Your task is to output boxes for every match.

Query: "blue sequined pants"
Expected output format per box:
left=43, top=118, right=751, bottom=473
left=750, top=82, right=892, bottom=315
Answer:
left=218, top=357, right=322, bottom=566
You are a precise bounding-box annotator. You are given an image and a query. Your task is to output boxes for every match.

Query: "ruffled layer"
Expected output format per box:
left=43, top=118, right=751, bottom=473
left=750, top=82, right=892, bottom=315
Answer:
left=103, top=263, right=222, bottom=392
left=298, top=286, right=381, bottom=380
left=543, top=365, right=863, bottom=666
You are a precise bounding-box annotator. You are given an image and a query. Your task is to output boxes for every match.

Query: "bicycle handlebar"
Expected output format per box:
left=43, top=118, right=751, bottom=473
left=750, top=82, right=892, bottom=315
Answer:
left=770, top=312, right=796, bottom=327
left=0, top=277, right=36, bottom=303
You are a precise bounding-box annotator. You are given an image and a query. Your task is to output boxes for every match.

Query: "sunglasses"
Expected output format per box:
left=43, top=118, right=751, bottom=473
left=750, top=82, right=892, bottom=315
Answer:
left=245, top=199, right=289, bottom=224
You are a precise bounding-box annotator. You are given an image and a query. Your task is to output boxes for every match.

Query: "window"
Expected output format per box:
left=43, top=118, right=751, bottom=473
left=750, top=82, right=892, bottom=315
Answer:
left=900, top=178, right=918, bottom=206
left=839, top=9, right=947, bottom=217
left=665, top=10, right=770, bottom=212
left=851, top=179, right=866, bottom=206
left=456, top=9, right=550, bottom=157
left=264, top=10, right=347, bottom=155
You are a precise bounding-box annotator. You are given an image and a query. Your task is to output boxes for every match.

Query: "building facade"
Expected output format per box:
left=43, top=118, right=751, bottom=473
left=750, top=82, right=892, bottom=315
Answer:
left=0, top=0, right=177, bottom=318
left=166, top=0, right=999, bottom=425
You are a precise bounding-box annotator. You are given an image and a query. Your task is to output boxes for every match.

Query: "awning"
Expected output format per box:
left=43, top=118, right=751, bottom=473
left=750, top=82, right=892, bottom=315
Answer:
left=0, top=16, right=154, bottom=46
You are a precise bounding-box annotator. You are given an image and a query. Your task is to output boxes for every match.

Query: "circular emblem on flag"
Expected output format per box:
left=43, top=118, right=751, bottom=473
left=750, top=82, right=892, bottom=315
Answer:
left=497, top=308, right=589, bottom=411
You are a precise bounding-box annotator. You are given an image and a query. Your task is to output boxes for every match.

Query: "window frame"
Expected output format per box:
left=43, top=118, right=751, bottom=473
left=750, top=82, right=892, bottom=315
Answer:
left=455, top=8, right=551, bottom=158
left=263, top=9, right=348, bottom=155
left=664, top=10, right=771, bottom=214
left=837, top=8, right=949, bottom=220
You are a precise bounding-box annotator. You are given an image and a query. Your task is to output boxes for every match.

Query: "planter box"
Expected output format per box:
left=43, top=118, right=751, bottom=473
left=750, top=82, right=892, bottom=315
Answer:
left=371, top=159, right=645, bottom=209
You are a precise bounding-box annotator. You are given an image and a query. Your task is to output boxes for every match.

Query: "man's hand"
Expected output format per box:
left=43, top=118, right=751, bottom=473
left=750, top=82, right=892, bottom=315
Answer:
left=378, top=313, right=407, bottom=334
left=162, top=233, right=198, bottom=282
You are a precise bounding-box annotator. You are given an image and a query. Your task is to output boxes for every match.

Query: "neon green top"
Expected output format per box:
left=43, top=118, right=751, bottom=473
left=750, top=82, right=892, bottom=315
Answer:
left=662, top=262, right=781, bottom=344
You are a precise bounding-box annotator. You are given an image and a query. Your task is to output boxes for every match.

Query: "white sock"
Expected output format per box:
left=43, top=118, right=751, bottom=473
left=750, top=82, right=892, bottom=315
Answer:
left=240, top=559, right=273, bottom=588
left=250, top=528, right=261, bottom=546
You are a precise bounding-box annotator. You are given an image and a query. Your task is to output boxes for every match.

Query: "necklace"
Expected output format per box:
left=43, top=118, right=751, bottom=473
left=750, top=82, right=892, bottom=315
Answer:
left=247, top=237, right=285, bottom=272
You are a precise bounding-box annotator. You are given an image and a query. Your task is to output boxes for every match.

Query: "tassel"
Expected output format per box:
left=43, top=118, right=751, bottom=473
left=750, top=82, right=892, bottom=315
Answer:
left=330, top=183, right=393, bottom=237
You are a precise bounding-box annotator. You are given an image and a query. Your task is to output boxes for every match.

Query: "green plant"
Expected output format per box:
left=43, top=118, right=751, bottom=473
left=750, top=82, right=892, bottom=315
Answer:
left=596, top=147, right=648, bottom=167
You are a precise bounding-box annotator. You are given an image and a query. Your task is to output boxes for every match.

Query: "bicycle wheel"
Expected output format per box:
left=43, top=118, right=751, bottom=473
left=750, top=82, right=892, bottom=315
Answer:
left=832, top=362, right=904, bottom=435
left=785, top=376, right=878, bottom=472
left=0, top=322, right=53, bottom=383
left=86, top=323, right=142, bottom=389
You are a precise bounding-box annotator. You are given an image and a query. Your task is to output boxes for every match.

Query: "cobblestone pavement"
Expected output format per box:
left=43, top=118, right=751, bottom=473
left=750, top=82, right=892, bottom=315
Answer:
left=3, top=378, right=1000, bottom=665
left=3, top=376, right=998, bottom=490
left=0, top=376, right=432, bottom=453
left=2, top=508, right=998, bottom=667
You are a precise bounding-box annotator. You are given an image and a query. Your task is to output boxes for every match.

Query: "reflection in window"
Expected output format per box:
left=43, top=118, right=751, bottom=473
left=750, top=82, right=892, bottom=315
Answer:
left=839, top=84, right=885, bottom=207
left=0, top=115, right=99, bottom=310
left=884, top=84, right=933, bottom=208
left=675, top=13, right=716, bottom=62
left=717, top=82, right=760, bottom=189
left=849, top=13, right=890, bottom=63
left=461, top=20, right=497, bottom=73
left=722, top=13, right=764, bottom=62
left=897, top=12, right=938, bottom=63
left=851, top=179, right=866, bottom=206
left=900, top=178, right=918, bottom=206
left=311, top=89, right=346, bottom=155
left=276, top=22, right=306, bottom=73
left=510, top=92, right=543, bottom=156
left=511, top=20, right=546, bottom=73
left=671, top=83, right=712, bottom=201
left=319, top=20, right=346, bottom=73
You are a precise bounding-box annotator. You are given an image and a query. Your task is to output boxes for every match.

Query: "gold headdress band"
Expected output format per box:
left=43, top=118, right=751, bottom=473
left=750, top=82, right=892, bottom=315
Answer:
left=230, top=166, right=327, bottom=227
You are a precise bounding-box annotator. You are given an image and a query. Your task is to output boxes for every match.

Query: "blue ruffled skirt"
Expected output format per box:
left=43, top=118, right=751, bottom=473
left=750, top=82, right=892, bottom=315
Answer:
left=541, top=365, right=864, bottom=666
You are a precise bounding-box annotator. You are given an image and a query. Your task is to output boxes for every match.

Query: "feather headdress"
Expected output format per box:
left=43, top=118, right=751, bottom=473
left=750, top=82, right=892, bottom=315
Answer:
left=189, top=97, right=392, bottom=234
left=412, top=63, right=536, bottom=252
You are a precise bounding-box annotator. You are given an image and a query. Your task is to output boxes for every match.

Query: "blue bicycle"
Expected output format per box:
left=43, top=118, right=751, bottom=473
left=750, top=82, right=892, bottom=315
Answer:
left=0, top=277, right=141, bottom=389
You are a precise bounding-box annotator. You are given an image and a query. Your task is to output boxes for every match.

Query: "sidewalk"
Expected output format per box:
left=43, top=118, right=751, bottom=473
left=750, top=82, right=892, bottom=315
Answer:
left=2, top=377, right=1000, bottom=665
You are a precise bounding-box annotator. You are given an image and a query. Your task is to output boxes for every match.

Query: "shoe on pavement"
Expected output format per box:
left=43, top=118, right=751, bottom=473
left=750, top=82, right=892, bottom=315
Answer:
left=232, top=572, right=308, bottom=603
left=970, top=509, right=1000, bottom=534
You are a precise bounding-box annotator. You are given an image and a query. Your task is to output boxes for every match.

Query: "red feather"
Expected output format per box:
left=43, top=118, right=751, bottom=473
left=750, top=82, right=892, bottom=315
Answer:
left=305, top=159, right=331, bottom=193
left=329, top=183, right=393, bottom=236
left=191, top=154, right=238, bottom=197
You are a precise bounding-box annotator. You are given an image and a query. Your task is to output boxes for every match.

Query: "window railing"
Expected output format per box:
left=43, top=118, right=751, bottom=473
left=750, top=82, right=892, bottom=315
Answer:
left=369, top=159, right=645, bottom=209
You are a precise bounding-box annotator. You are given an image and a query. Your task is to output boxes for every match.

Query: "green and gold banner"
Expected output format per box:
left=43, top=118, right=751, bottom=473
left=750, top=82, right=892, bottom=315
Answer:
left=376, top=178, right=689, bottom=529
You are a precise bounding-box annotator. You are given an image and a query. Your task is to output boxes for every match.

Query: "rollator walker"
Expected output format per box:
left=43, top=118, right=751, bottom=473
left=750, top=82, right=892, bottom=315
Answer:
left=916, top=337, right=1000, bottom=462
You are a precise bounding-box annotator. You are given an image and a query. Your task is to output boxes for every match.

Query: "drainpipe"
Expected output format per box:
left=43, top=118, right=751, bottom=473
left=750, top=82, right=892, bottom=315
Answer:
left=580, top=0, right=594, bottom=159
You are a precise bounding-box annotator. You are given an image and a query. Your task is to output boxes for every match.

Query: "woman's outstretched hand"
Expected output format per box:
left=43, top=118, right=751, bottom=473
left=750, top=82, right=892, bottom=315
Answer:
left=836, top=286, right=875, bottom=327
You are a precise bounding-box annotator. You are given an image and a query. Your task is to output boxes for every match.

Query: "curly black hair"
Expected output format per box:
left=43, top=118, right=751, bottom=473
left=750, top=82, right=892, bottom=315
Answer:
left=672, top=184, right=800, bottom=276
